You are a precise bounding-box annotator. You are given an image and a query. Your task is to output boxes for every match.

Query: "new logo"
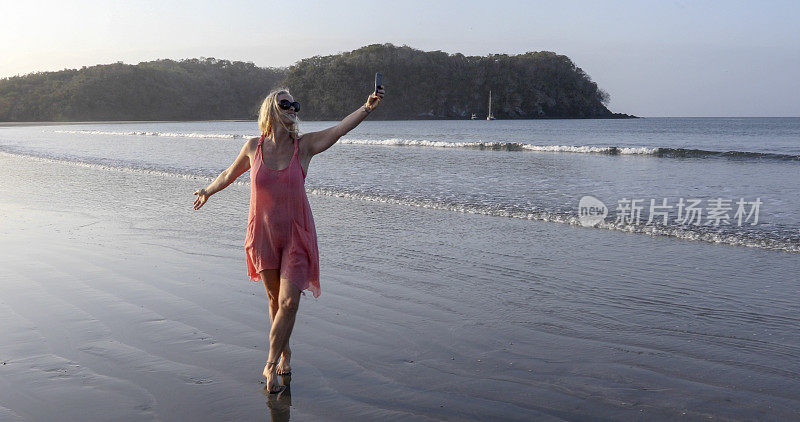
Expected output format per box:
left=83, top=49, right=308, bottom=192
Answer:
left=578, top=195, right=607, bottom=227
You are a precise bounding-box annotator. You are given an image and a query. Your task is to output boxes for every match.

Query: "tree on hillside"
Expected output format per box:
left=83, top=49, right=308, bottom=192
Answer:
left=0, top=44, right=631, bottom=121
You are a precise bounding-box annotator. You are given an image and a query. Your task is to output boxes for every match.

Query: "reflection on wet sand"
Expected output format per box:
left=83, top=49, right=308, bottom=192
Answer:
left=264, top=374, right=292, bottom=422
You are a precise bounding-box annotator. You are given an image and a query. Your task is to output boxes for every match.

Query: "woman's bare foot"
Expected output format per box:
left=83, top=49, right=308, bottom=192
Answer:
left=277, top=346, right=291, bottom=375
left=263, top=362, right=282, bottom=393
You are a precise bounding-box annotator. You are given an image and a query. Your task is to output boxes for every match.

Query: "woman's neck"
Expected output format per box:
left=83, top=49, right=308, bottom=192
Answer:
left=269, top=126, right=294, bottom=146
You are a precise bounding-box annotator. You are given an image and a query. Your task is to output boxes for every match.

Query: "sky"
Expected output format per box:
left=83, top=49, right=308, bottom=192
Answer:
left=1, top=0, right=798, bottom=117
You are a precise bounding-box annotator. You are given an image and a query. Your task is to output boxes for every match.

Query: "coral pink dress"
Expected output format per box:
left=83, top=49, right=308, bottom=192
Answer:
left=245, top=134, right=321, bottom=298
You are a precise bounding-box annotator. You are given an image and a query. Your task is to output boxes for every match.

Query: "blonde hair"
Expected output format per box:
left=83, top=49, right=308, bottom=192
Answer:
left=258, top=89, right=299, bottom=139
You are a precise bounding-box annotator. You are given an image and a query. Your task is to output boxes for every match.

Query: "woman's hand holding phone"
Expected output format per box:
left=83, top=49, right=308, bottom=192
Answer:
left=365, top=72, right=385, bottom=112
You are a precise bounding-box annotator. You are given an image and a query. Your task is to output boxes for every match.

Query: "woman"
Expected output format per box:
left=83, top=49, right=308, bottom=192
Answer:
left=193, top=86, right=385, bottom=393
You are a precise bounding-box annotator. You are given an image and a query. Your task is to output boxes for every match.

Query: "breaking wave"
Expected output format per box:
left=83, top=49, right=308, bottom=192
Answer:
left=340, top=138, right=800, bottom=160
left=53, top=129, right=248, bottom=139
left=51, top=130, right=800, bottom=160
left=5, top=147, right=796, bottom=253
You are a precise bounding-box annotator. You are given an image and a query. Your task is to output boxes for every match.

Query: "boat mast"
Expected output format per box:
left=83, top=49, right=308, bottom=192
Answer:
left=487, top=90, right=492, bottom=120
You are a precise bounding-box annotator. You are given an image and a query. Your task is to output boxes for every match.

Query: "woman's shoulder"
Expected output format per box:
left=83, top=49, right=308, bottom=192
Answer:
left=239, top=136, right=260, bottom=157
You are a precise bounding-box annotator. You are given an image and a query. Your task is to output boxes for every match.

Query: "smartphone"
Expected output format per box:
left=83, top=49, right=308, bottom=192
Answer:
left=374, top=72, right=383, bottom=92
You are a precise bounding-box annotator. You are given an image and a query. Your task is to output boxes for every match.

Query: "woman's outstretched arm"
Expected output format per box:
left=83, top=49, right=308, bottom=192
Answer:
left=302, top=88, right=385, bottom=156
left=193, top=138, right=255, bottom=210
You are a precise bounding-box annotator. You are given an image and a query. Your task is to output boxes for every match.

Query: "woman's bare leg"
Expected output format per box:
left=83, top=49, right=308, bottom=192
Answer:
left=261, top=274, right=301, bottom=392
left=262, top=269, right=281, bottom=321
left=261, top=270, right=292, bottom=375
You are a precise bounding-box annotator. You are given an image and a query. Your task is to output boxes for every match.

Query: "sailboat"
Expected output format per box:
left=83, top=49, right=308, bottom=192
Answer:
left=486, top=90, right=495, bottom=120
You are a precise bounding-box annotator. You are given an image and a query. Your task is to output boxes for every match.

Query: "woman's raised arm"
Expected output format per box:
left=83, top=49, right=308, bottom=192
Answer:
left=193, top=138, right=256, bottom=210
left=302, top=88, right=385, bottom=156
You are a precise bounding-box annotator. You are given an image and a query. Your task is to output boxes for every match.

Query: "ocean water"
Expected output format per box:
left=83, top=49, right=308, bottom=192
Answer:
left=1, top=118, right=799, bottom=253
left=2, top=118, right=799, bottom=418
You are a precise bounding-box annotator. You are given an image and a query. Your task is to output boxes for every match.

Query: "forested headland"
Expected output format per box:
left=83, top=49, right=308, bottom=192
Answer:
left=0, top=44, right=635, bottom=121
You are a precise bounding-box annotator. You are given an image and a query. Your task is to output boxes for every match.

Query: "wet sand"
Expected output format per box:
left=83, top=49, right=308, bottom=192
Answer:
left=1, top=152, right=798, bottom=421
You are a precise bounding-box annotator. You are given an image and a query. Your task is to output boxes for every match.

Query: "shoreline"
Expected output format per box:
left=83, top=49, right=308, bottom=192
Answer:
left=1, top=146, right=796, bottom=256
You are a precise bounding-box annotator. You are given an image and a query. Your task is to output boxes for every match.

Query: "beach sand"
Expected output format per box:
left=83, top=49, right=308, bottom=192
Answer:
left=1, top=152, right=798, bottom=421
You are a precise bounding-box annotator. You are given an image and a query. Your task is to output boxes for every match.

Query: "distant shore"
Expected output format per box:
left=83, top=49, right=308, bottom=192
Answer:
left=0, top=47, right=630, bottom=122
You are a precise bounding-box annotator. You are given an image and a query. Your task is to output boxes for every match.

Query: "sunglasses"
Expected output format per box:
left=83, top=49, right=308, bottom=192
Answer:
left=278, top=99, right=300, bottom=112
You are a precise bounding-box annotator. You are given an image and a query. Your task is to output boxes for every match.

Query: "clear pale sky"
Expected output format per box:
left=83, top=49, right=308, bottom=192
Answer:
left=2, top=0, right=798, bottom=117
